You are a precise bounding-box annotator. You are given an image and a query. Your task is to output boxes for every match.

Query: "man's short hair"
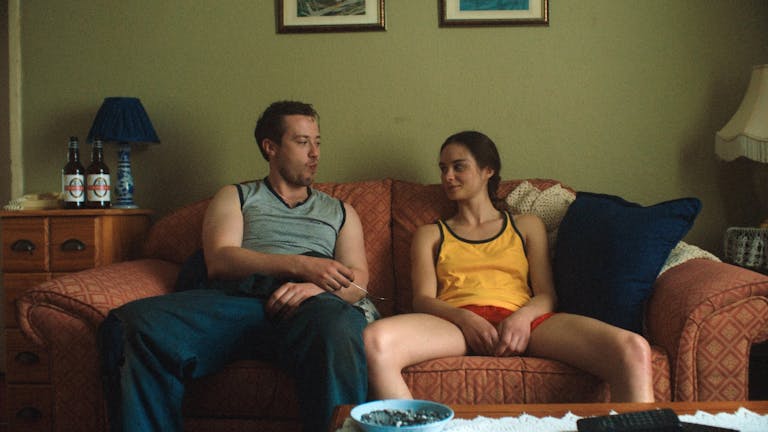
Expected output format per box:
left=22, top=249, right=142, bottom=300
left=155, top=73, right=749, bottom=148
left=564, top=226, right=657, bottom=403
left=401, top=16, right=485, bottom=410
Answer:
left=254, top=101, right=319, bottom=161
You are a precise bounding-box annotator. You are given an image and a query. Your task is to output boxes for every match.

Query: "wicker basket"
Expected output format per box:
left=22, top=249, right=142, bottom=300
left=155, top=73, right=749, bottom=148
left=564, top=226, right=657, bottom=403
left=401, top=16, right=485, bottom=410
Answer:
left=724, top=227, right=768, bottom=270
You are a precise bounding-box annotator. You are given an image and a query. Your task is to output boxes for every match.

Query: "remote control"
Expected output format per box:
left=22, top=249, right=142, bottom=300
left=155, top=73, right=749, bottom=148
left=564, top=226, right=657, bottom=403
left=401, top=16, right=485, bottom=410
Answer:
left=577, top=408, right=683, bottom=432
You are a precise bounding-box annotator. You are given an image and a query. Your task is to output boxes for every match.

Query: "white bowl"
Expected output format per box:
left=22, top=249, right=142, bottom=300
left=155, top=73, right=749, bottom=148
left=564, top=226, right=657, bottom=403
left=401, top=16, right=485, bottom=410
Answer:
left=350, top=399, right=454, bottom=432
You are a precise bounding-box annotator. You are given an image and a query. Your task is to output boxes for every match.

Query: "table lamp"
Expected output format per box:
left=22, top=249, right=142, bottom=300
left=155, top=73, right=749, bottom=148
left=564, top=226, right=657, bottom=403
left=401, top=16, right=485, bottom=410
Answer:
left=716, top=64, right=768, bottom=162
left=87, top=97, right=160, bottom=208
left=715, top=64, right=768, bottom=225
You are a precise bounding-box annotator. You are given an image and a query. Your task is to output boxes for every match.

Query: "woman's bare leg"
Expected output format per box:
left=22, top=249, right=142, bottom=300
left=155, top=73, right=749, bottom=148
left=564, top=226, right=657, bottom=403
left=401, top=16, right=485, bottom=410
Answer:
left=363, top=313, right=468, bottom=400
left=526, top=313, right=654, bottom=402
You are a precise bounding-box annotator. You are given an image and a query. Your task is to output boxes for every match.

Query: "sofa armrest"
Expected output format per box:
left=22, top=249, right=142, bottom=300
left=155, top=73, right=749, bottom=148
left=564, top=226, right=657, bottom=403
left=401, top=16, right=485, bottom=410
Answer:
left=646, top=259, right=768, bottom=401
left=14, top=259, right=179, bottom=432
left=17, top=259, right=180, bottom=345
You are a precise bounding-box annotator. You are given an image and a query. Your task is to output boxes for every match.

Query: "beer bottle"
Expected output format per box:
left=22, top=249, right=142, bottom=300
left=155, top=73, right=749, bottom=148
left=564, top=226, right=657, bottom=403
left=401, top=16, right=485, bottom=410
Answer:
left=86, top=139, right=111, bottom=208
left=62, top=136, right=86, bottom=209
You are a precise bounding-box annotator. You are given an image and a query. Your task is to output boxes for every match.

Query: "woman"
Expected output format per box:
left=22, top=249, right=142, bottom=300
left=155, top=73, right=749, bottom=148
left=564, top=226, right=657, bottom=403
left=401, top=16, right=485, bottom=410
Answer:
left=363, top=131, right=653, bottom=402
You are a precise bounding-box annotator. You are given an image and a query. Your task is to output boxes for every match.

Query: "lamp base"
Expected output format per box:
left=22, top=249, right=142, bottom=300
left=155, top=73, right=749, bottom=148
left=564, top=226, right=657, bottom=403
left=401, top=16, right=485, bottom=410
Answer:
left=115, top=143, right=138, bottom=208
left=755, top=163, right=768, bottom=228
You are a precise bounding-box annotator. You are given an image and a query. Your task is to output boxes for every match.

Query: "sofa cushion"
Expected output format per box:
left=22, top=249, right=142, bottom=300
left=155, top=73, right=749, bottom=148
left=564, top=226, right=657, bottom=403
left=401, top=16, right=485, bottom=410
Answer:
left=314, top=179, right=395, bottom=316
left=505, top=180, right=576, bottom=256
left=401, top=344, right=669, bottom=403
left=181, top=347, right=669, bottom=421
left=391, top=179, right=566, bottom=314
left=143, top=198, right=209, bottom=264
left=554, top=192, right=701, bottom=334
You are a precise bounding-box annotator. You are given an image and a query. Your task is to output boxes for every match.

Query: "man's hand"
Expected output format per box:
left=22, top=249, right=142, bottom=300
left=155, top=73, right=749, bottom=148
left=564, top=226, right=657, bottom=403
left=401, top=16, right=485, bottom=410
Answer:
left=294, top=255, right=355, bottom=292
left=266, top=282, right=324, bottom=320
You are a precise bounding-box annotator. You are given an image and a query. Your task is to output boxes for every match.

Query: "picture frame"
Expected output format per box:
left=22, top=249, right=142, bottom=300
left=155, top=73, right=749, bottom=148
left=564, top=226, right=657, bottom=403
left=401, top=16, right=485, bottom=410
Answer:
left=439, top=0, right=549, bottom=27
left=277, top=0, right=386, bottom=33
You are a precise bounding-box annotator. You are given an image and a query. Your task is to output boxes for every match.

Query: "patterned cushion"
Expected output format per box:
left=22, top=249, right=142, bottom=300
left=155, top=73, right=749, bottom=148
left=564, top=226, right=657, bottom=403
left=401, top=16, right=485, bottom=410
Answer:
left=505, top=181, right=576, bottom=256
left=402, top=345, right=670, bottom=403
left=314, top=179, right=395, bottom=316
left=142, top=198, right=209, bottom=264
left=179, top=345, right=669, bottom=423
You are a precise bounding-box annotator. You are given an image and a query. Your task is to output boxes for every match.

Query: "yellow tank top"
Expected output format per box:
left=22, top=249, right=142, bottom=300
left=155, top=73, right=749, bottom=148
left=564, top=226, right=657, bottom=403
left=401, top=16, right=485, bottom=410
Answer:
left=436, top=212, right=531, bottom=311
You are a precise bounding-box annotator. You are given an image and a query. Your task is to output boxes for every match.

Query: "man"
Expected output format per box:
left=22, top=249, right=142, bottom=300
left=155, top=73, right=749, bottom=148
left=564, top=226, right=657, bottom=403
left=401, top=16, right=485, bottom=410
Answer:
left=99, top=101, right=370, bottom=432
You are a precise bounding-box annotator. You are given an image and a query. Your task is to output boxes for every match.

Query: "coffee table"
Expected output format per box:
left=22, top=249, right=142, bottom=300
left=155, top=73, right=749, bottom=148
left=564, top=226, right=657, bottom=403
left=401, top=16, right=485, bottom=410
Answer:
left=329, top=400, right=768, bottom=431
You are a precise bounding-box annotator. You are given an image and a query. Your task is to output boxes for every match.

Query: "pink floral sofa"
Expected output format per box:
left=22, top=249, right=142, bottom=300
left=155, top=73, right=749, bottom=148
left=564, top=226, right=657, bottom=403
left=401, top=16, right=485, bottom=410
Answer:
left=16, top=178, right=768, bottom=432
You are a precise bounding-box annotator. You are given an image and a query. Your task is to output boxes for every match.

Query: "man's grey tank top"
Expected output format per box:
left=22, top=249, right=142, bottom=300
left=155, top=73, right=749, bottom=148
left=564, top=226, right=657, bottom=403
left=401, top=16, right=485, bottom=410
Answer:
left=235, top=179, right=345, bottom=257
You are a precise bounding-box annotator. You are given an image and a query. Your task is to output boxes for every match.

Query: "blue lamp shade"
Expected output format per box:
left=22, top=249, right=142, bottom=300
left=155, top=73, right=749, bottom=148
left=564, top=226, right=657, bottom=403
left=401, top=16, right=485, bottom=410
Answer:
left=87, top=97, right=160, bottom=143
left=87, top=97, right=160, bottom=209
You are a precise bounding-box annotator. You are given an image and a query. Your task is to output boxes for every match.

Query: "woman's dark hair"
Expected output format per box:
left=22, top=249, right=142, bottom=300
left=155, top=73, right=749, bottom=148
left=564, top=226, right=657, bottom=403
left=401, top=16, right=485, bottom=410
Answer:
left=441, top=130, right=505, bottom=210
left=254, top=101, right=319, bottom=161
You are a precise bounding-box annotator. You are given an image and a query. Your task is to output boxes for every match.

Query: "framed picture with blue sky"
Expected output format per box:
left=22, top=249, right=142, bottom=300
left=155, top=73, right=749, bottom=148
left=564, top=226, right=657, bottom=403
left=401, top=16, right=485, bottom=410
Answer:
left=439, top=0, right=549, bottom=27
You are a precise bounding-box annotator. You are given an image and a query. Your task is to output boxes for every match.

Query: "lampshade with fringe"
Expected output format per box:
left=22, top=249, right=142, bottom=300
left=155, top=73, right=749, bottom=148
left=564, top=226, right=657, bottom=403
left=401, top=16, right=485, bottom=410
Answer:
left=716, top=64, right=768, bottom=227
left=716, top=64, right=768, bottom=162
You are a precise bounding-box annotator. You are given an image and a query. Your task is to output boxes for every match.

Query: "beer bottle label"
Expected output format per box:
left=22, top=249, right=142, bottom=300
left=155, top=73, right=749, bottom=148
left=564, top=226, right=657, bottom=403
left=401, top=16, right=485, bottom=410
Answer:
left=87, top=174, right=111, bottom=202
left=62, top=174, right=86, bottom=202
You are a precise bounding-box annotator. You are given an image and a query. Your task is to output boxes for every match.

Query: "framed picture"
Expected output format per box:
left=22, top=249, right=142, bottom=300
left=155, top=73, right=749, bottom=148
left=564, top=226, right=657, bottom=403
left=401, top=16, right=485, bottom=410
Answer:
left=439, top=0, right=549, bottom=27
left=277, top=0, right=386, bottom=33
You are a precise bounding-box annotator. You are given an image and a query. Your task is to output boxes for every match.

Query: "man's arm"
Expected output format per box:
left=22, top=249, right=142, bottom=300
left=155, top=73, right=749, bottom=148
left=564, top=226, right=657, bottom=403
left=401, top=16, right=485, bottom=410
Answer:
left=329, top=202, right=369, bottom=303
left=201, top=185, right=358, bottom=289
left=202, top=185, right=366, bottom=303
left=202, top=184, right=294, bottom=280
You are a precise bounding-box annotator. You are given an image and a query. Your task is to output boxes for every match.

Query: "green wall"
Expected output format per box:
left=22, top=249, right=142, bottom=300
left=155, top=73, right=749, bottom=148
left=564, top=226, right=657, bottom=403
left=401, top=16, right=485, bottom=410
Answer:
left=16, top=1, right=768, bottom=254
left=0, top=0, right=9, bottom=208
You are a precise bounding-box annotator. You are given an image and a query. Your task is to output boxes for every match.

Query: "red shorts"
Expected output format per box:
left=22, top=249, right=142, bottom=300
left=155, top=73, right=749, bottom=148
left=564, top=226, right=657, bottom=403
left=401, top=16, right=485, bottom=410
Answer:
left=461, top=305, right=555, bottom=330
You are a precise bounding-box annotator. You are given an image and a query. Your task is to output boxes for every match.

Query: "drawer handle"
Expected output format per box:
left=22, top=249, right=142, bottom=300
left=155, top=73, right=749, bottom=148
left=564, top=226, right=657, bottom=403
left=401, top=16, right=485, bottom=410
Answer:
left=61, top=238, right=86, bottom=252
left=11, top=239, right=36, bottom=254
left=16, top=406, right=43, bottom=420
left=15, top=351, right=40, bottom=365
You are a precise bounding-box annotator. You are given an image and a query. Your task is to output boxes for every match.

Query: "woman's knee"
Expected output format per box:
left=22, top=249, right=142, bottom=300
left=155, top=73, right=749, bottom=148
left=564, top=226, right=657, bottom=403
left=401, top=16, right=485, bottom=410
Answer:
left=362, top=322, right=388, bottom=355
left=363, top=321, right=401, bottom=366
left=617, top=331, right=652, bottom=369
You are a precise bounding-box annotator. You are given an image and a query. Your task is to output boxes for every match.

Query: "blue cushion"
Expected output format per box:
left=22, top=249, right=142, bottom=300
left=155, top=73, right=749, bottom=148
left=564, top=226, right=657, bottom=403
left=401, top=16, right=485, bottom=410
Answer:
left=553, top=192, right=701, bottom=333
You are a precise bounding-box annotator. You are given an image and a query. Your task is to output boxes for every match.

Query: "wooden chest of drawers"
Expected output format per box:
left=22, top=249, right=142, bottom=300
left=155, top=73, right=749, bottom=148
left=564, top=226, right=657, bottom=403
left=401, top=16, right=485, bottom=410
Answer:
left=0, top=208, right=151, bottom=432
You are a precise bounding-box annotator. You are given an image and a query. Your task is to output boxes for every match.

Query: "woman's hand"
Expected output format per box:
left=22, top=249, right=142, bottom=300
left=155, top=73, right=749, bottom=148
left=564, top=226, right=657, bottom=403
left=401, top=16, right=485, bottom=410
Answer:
left=456, top=309, right=500, bottom=356
left=494, top=312, right=532, bottom=356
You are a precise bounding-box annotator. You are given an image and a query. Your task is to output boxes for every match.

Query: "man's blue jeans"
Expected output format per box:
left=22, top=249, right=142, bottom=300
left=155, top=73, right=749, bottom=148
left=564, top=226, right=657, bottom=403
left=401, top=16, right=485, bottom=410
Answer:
left=99, top=289, right=368, bottom=432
